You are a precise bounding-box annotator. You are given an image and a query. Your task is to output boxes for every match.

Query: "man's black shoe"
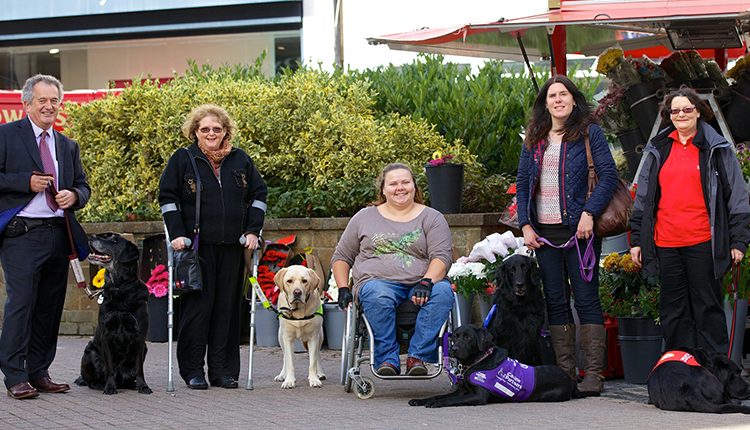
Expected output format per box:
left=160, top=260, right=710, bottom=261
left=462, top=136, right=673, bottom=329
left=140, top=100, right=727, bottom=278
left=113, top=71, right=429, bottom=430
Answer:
left=187, top=376, right=208, bottom=389
left=211, top=376, right=238, bottom=389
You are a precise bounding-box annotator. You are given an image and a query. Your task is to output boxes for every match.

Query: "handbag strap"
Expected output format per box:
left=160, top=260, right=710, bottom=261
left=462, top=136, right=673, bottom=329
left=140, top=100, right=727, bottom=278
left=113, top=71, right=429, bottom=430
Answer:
left=583, top=134, right=598, bottom=200
left=183, top=148, right=201, bottom=248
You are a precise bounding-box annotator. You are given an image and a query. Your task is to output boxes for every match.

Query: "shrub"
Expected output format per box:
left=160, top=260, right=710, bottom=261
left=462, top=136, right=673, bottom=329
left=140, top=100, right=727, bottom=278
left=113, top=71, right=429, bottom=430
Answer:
left=66, top=62, right=486, bottom=221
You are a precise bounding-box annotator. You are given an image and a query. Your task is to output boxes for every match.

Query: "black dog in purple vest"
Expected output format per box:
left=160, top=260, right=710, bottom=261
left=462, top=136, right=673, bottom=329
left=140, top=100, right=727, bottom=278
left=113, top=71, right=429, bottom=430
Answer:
left=409, top=325, right=588, bottom=408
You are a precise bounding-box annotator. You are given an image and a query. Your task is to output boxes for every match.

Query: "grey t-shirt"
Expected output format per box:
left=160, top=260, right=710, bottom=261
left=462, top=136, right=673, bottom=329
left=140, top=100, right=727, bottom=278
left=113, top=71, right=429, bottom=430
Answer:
left=331, top=205, right=453, bottom=295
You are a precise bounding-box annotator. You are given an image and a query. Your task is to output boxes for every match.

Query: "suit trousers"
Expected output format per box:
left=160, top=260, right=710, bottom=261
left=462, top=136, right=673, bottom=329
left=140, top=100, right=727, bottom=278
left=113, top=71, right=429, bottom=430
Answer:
left=0, top=223, right=69, bottom=389
left=656, top=240, right=729, bottom=354
left=177, top=243, right=244, bottom=384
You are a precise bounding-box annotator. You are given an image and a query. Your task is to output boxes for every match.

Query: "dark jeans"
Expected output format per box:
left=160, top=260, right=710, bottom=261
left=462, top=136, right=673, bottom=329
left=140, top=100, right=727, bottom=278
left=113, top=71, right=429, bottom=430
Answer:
left=535, top=228, right=604, bottom=326
left=656, top=240, right=728, bottom=354
left=177, top=244, right=244, bottom=384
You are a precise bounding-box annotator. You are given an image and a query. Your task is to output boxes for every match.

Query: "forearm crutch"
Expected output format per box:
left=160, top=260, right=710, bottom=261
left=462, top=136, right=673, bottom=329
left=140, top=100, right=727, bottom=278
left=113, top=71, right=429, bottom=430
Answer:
left=164, top=223, right=176, bottom=393
left=246, top=246, right=262, bottom=390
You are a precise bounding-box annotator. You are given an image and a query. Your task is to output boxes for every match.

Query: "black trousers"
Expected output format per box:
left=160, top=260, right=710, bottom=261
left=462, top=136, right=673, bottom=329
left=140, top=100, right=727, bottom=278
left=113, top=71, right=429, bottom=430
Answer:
left=0, top=224, right=69, bottom=389
left=177, top=243, right=244, bottom=384
left=656, top=240, right=729, bottom=354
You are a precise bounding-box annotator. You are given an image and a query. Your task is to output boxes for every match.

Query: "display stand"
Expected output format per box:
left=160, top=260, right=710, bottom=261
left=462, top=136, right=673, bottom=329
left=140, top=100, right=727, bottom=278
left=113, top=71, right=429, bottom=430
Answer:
left=632, top=91, right=735, bottom=186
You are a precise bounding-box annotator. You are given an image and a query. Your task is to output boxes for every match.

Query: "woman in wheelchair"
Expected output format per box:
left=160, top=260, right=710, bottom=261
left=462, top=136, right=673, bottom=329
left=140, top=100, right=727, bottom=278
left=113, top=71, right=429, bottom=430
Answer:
left=331, top=163, right=453, bottom=377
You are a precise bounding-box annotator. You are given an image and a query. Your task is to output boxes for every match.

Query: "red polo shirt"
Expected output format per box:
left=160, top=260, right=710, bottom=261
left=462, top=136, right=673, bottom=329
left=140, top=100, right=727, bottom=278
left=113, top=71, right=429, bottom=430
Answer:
left=654, top=130, right=711, bottom=247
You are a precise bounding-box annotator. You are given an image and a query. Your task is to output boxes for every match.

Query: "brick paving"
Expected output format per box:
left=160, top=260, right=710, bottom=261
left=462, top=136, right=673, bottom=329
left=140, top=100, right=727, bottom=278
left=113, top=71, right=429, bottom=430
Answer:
left=0, top=337, right=749, bottom=429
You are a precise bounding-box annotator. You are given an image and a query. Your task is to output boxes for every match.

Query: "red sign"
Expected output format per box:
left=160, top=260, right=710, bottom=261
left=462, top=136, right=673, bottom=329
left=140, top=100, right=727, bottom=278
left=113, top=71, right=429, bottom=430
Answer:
left=0, top=90, right=120, bottom=131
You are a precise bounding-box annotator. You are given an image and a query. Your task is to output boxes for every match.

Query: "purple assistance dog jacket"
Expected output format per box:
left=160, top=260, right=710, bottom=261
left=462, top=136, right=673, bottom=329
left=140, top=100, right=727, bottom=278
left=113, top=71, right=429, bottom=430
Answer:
left=468, top=357, right=536, bottom=401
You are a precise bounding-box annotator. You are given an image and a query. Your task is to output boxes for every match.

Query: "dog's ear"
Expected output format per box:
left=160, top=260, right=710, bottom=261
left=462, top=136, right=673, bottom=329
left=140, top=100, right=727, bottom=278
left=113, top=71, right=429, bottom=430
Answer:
left=476, top=327, right=495, bottom=352
left=274, top=268, right=288, bottom=288
left=119, top=241, right=140, bottom=264
left=307, top=267, right=323, bottom=294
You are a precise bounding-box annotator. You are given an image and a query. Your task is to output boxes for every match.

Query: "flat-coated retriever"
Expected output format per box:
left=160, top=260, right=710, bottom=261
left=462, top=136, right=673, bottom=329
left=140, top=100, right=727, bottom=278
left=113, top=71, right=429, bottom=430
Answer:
left=409, top=325, right=586, bottom=408
left=487, top=253, right=545, bottom=365
left=648, top=348, right=750, bottom=413
left=74, top=233, right=152, bottom=394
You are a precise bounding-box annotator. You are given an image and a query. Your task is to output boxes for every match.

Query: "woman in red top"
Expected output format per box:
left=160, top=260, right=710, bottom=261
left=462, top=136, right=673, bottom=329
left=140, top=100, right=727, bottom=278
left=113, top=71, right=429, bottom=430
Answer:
left=630, top=87, right=750, bottom=353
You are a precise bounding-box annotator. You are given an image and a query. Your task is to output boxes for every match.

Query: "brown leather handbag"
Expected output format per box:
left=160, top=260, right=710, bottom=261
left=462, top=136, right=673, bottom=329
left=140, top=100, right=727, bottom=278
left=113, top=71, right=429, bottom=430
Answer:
left=583, top=135, right=634, bottom=237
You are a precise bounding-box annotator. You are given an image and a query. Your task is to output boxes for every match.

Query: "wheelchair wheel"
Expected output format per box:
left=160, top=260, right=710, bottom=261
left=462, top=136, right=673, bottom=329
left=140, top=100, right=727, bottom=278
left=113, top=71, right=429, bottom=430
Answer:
left=354, top=376, right=374, bottom=400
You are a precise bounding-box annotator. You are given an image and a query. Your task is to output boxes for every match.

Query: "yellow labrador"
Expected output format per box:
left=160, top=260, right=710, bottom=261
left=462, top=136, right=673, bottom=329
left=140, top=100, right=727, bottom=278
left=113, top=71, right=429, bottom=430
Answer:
left=273, top=265, right=325, bottom=388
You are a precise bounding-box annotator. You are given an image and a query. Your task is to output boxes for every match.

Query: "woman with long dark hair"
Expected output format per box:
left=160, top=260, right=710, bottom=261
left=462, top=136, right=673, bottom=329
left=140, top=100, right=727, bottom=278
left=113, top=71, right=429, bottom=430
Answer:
left=516, top=75, right=619, bottom=394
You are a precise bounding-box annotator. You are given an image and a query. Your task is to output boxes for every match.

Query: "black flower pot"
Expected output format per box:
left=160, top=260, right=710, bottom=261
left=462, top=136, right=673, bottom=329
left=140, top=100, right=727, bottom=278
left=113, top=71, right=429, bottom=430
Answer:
left=617, top=317, right=663, bottom=384
left=616, top=128, right=645, bottom=181
left=624, top=82, right=661, bottom=142
left=725, top=90, right=750, bottom=142
left=425, top=163, right=464, bottom=214
left=147, top=295, right=169, bottom=342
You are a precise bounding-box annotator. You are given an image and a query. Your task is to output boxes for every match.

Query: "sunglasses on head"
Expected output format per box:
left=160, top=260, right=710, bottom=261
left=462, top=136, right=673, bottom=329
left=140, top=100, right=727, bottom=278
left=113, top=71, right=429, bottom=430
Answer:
left=669, top=106, right=696, bottom=115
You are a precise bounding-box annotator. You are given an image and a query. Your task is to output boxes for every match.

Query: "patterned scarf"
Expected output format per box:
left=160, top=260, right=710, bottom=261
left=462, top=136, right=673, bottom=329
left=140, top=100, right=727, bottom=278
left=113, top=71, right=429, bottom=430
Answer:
left=197, top=139, right=232, bottom=168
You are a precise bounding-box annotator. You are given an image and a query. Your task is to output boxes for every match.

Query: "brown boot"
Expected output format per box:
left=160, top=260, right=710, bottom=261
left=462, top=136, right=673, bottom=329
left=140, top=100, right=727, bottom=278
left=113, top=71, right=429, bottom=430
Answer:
left=549, top=324, right=577, bottom=381
left=578, top=324, right=605, bottom=394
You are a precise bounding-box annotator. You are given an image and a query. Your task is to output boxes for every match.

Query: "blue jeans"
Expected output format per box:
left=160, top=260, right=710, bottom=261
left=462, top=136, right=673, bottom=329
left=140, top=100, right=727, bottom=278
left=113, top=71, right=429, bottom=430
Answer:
left=535, top=238, right=604, bottom=325
left=359, top=279, right=453, bottom=369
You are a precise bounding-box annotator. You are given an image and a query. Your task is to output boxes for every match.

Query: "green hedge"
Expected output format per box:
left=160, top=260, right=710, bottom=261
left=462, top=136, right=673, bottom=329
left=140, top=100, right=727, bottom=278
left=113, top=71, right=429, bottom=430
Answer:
left=66, top=63, right=486, bottom=221
left=353, top=55, right=601, bottom=177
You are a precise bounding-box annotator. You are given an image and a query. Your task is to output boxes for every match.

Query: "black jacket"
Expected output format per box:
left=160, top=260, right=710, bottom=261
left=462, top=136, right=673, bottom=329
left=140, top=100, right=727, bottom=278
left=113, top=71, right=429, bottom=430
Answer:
left=158, top=144, right=267, bottom=245
left=630, top=121, right=750, bottom=279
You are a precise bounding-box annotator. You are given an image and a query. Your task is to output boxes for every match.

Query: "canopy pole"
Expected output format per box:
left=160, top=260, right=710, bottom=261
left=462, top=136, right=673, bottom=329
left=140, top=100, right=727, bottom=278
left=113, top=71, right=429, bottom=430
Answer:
left=546, top=25, right=567, bottom=77
left=516, top=32, right=539, bottom=93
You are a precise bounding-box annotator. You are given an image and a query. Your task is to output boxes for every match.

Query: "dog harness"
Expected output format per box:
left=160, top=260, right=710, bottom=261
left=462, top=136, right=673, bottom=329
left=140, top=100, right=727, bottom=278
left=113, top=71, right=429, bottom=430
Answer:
left=468, top=357, right=536, bottom=402
left=277, top=303, right=324, bottom=321
left=651, top=350, right=701, bottom=372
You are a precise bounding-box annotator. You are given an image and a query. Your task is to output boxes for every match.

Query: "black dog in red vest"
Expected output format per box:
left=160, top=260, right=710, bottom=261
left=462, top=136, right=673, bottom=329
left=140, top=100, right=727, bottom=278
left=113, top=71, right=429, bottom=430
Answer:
left=648, top=348, right=750, bottom=413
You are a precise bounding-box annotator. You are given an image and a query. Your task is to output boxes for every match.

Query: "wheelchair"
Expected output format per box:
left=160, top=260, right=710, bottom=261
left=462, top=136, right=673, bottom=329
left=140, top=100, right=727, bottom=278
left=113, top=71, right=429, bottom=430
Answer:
left=339, top=292, right=461, bottom=399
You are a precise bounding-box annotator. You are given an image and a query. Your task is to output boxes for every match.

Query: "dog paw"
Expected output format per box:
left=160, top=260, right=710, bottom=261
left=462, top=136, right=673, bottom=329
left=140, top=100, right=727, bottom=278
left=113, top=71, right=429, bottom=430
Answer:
left=103, top=385, right=118, bottom=395
left=408, top=399, right=425, bottom=406
left=425, top=401, right=444, bottom=408
left=274, top=373, right=286, bottom=382
left=280, top=379, right=296, bottom=389
left=74, top=376, right=86, bottom=386
left=309, top=376, right=322, bottom=388
left=138, top=385, right=153, bottom=394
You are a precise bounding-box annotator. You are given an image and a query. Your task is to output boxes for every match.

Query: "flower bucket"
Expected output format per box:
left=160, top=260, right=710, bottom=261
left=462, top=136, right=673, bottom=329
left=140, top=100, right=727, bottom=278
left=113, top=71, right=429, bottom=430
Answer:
left=425, top=163, right=464, bottom=214
left=147, top=295, right=169, bottom=343
left=477, top=295, right=493, bottom=322
left=452, top=293, right=473, bottom=328
left=724, top=298, right=748, bottom=367
left=253, top=303, right=280, bottom=347
left=617, top=317, right=663, bottom=384
left=323, top=303, right=345, bottom=350
left=601, top=233, right=630, bottom=257
left=624, top=83, right=661, bottom=142
left=616, top=128, right=644, bottom=181
left=725, top=90, right=750, bottom=142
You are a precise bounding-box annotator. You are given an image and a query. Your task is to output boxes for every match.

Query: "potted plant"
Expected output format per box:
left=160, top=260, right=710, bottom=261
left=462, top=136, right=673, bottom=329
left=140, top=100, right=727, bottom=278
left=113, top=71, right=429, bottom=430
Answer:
left=599, top=252, right=662, bottom=384
left=145, top=264, right=170, bottom=342
left=448, top=261, right=489, bottom=327
left=594, top=84, right=641, bottom=181
left=424, top=151, right=464, bottom=214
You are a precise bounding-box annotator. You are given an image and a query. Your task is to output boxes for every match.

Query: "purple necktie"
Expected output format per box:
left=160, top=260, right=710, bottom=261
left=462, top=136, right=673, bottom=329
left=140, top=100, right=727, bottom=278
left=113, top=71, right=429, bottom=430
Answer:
left=39, top=131, right=59, bottom=211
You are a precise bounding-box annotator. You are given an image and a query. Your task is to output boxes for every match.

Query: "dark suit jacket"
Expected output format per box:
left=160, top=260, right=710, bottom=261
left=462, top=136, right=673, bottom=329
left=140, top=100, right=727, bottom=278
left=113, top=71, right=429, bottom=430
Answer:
left=0, top=117, right=91, bottom=256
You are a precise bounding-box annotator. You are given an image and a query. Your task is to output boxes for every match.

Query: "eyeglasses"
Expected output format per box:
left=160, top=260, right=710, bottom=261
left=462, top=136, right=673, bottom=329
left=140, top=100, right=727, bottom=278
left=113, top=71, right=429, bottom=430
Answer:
left=669, top=106, right=696, bottom=115
left=198, top=127, right=224, bottom=134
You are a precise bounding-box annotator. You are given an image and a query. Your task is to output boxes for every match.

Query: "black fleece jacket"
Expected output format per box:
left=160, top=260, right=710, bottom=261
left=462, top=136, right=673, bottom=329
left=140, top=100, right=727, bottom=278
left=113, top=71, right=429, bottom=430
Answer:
left=158, top=144, right=267, bottom=245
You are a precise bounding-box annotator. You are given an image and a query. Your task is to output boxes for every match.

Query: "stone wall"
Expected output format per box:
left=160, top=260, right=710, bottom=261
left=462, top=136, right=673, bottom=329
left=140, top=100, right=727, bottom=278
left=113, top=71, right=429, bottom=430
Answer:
left=0, top=213, right=513, bottom=335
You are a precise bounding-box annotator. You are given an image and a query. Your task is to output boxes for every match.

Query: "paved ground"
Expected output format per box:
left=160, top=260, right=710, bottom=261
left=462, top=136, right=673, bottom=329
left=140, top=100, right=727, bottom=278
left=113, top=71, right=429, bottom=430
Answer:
left=1, top=337, right=750, bottom=430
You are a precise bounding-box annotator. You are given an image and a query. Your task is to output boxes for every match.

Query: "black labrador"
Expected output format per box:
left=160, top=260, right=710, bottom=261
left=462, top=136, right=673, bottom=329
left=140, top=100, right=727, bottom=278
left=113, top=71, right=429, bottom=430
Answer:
left=648, top=348, right=750, bottom=413
left=409, top=325, right=585, bottom=408
left=487, top=253, right=545, bottom=365
left=74, top=233, right=152, bottom=394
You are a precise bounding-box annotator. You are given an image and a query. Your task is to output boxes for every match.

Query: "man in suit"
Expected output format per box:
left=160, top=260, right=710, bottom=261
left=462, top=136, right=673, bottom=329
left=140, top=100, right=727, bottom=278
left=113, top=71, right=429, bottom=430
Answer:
left=0, top=74, right=90, bottom=399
